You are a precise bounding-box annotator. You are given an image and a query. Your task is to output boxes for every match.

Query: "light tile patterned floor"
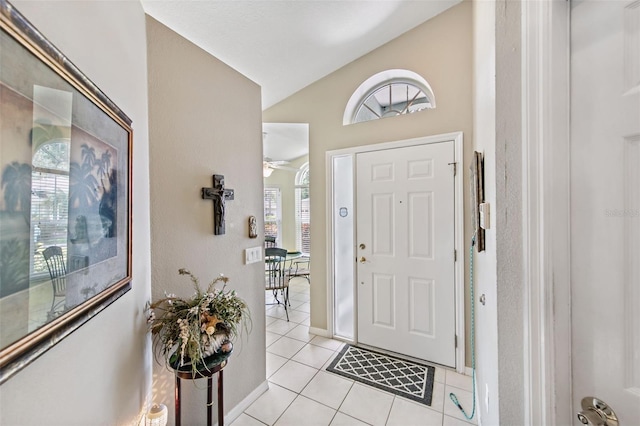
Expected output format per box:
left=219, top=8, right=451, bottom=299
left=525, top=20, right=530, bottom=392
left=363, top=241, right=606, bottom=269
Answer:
left=231, top=278, right=477, bottom=426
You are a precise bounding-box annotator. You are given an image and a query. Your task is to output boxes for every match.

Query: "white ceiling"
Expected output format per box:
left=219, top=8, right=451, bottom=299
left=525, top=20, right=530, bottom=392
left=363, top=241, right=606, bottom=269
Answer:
left=141, top=0, right=462, bottom=109
left=142, top=1, right=461, bottom=162
left=263, top=123, right=309, bottom=162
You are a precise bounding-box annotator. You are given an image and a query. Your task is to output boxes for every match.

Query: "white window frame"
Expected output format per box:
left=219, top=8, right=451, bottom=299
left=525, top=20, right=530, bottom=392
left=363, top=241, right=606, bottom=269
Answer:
left=264, top=186, right=282, bottom=247
left=295, top=163, right=310, bottom=254
left=343, top=69, right=436, bottom=125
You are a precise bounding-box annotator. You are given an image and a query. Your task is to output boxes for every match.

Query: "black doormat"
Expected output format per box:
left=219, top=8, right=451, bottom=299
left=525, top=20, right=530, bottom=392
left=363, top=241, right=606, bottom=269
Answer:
left=326, top=344, right=436, bottom=406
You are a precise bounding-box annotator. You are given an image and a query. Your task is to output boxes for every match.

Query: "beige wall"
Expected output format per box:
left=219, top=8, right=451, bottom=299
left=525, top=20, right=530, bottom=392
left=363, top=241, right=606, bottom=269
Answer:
left=264, top=154, right=308, bottom=250
left=0, top=1, right=152, bottom=424
left=146, top=16, right=266, bottom=424
left=264, top=1, right=473, bottom=365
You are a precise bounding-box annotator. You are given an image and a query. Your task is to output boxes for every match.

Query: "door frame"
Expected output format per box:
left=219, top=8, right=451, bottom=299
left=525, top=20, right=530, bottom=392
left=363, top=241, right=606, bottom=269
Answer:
left=325, top=132, right=466, bottom=373
left=521, top=0, right=572, bottom=424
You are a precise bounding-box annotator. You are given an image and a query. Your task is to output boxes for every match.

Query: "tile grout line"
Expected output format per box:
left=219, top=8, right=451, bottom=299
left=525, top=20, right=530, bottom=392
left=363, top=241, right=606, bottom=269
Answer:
left=258, top=286, right=471, bottom=426
left=271, top=324, right=354, bottom=424
left=243, top=412, right=270, bottom=426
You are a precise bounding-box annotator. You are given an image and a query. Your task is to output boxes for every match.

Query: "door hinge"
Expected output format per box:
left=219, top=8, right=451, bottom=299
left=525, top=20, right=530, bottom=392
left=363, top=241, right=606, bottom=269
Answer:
left=448, top=162, right=457, bottom=176
left=455, top=335, right=458, bottom=348
left=454, top=249, right=457, bottom=262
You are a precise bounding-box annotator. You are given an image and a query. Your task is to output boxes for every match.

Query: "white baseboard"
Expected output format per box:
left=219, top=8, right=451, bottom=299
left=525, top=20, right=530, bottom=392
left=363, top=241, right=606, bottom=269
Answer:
left=309, top=326, right=331, bottom=338
left=224, top=380, right=269, bottom=426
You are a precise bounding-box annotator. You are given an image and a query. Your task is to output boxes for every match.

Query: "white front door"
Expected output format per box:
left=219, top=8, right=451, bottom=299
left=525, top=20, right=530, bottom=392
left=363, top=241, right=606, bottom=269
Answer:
left=571, top=0, right=640, bottom=422
left=356, top=141, right=455, bottom=367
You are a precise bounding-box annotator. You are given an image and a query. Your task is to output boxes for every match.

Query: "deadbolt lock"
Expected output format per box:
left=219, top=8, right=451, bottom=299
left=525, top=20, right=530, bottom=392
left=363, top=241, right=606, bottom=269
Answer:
left=359, top=243, right=366, bottom=250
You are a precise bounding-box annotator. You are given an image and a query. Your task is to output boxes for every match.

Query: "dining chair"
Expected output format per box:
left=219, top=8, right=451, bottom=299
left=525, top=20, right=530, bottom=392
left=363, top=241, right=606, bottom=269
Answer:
left=42, top=245, right=67, bottom=320
left=288, top=256, right=310, bottom=284
left=264, top=236, right=277, bottom=248
left=265, top=247, right=290, bottom=321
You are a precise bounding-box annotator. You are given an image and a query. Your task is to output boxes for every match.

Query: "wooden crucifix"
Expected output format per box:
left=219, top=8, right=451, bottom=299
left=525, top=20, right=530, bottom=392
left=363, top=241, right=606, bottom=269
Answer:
left=201, top=174, right=234, bottom=235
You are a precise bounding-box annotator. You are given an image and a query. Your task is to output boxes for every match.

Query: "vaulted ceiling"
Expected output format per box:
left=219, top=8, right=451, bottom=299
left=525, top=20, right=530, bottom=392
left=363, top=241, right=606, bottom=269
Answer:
left=141, top=1, right=462, bottom=109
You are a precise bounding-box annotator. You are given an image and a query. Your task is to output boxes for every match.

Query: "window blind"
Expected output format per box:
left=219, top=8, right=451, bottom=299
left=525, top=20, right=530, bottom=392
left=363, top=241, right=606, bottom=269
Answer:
left=30, top=169, right=69, bottom=274
left=263, top=187, right=281, bottom=246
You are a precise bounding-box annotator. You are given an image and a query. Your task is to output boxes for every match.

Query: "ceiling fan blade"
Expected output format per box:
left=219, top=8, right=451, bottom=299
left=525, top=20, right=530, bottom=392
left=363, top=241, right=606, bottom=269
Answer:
left=264, top=158, right=290, bottom=165
left=271, top=164, right=298, bottom=171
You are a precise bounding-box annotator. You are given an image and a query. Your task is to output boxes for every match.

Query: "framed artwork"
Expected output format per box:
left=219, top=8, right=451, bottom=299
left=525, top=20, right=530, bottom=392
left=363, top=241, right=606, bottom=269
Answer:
left=0, top=0, right=133, bottom=383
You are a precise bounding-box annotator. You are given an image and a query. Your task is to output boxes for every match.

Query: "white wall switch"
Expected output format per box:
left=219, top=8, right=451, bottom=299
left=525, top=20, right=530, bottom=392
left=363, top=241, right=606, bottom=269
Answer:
left=244, top=246, right=263, bottom=264
left=479, top=202, right=490, bottom=230
left=252, top=246, right=262, bottom=262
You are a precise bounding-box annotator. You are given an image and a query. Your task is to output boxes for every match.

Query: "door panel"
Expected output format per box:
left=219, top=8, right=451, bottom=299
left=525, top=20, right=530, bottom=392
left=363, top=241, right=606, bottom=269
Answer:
left=356, top=141, right=455, bottom=367
left=409, top=192, right=434, bottom=259
left=408, top=278, right=434, bottom=337
left=372, top=194, right=394, bottom=255
left=372, top=274, right=395, bottom=328
left=571, top=0, right=640, bottom=422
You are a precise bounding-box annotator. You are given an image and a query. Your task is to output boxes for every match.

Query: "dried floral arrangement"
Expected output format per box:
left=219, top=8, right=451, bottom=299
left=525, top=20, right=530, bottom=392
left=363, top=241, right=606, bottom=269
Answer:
left=147, top=269, right=250, bottom=374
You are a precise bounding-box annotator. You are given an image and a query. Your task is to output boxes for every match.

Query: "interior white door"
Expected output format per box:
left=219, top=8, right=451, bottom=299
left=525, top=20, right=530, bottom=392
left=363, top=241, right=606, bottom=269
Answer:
left=571, top=0, right=640, bottom=423
left=356, top=142, right=455, bottom=367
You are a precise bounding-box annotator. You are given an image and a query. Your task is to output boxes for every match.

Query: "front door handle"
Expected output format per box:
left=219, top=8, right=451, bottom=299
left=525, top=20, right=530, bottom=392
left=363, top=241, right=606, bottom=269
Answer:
left=359, top=257, right=366, bottom=263
left=577, top=397, right=618, bottom=426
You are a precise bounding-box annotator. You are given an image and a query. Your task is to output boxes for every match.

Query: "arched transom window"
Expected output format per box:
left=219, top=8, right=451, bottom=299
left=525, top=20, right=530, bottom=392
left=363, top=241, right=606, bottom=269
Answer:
left=343, top=69, right=436, bottom=125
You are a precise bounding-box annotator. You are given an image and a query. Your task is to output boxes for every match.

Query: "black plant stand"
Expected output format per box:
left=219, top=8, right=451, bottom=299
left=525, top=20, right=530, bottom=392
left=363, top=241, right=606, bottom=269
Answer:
left=173, top=350, right=232, bottom=426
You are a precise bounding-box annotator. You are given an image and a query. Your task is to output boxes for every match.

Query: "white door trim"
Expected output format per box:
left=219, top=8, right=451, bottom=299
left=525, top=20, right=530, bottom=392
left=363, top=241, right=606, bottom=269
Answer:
left=325, top=132, right=466, bottom=373
left=521, top=1, right=572, bottom=424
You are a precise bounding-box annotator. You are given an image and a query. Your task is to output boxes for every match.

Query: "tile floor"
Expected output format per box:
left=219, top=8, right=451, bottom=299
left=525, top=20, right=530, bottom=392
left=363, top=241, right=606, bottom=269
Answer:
left=231, top=278, right=478, bottom=426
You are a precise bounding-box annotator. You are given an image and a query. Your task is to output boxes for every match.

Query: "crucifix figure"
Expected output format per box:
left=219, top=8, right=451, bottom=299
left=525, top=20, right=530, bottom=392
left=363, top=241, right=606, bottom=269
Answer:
left=202, top=174, right=234, bottom=235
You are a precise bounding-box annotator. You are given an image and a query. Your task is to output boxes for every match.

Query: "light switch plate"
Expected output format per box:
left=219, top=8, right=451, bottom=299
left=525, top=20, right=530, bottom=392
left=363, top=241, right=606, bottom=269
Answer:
left=244, top=246, right=263, bottom=264
left=479, top=202, right=490, bottom=230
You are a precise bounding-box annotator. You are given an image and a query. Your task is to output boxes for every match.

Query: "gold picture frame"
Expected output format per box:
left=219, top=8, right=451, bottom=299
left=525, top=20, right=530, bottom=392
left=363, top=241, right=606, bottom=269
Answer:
left=0, top=0, right=133, bottom=383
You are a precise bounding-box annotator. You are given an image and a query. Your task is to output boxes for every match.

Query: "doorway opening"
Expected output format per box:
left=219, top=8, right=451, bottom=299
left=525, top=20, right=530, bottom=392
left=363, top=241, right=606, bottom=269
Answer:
left=262, top=123, right=310, bottom=253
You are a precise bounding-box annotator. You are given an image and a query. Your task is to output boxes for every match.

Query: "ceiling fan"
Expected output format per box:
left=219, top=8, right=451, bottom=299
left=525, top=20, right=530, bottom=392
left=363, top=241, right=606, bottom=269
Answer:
left=263, top=157, right=297, bottom=177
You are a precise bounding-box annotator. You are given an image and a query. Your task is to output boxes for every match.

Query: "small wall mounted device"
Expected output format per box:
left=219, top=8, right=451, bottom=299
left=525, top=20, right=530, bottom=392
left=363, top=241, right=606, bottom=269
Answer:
left=479, top=202, right=490, bottom=230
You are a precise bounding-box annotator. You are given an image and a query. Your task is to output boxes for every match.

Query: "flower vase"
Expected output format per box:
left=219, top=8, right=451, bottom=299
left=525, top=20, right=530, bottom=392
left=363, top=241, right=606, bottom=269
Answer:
left=169, top=340, right=233, bottom=378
